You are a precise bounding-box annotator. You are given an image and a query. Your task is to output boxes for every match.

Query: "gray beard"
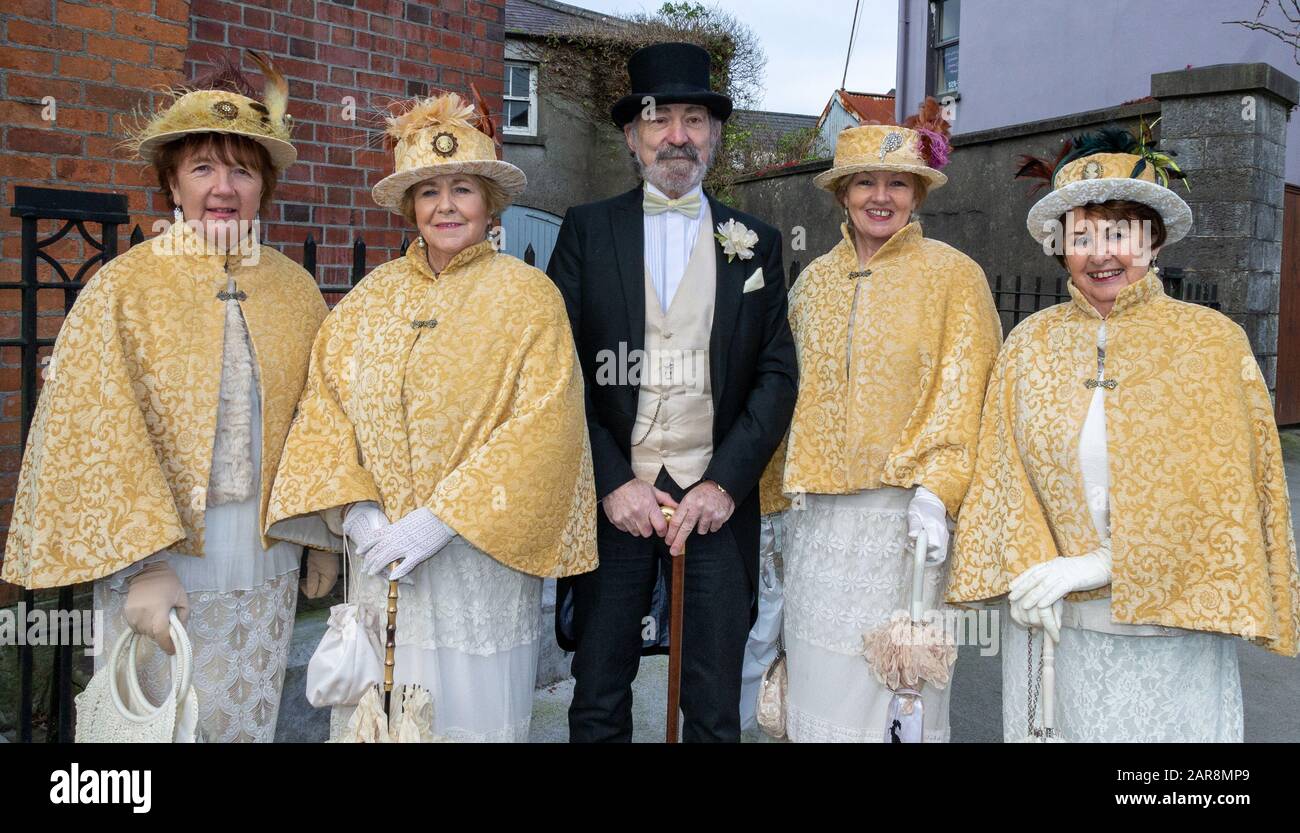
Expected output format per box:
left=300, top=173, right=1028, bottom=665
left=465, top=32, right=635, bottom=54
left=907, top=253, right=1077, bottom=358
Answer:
left=636, top=156, right=708, bottom=198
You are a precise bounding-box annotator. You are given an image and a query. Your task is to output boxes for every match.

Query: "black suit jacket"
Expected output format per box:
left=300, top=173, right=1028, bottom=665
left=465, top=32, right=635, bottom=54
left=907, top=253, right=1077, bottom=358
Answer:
left=547, top=186, right=797, bottom=586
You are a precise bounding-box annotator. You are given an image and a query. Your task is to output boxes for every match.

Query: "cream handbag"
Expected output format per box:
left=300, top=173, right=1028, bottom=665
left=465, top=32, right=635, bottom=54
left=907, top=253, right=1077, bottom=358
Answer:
left=305, top=538, right=385, bottom=708
left=76, top=611, right=201, bottom=743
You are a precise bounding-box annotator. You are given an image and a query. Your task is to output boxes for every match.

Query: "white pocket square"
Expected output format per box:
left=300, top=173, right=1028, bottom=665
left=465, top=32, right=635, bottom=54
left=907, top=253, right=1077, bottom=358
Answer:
left=742, top=268, right=764, bottom=293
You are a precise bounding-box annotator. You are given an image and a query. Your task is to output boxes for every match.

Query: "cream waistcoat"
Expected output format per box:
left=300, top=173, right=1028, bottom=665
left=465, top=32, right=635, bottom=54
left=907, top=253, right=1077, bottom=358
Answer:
left=631, top=202, right=716, bottom=487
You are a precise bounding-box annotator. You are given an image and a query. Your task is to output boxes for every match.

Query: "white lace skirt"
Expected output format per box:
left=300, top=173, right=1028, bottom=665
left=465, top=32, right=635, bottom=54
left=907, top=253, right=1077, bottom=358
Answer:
left=328, top=536, right=543, bottom=743
left=95, top=569, right=298, bottom=743
left=784, top=487, right=953, bottom=743
left=1002, top=613, right=1243, bottom=742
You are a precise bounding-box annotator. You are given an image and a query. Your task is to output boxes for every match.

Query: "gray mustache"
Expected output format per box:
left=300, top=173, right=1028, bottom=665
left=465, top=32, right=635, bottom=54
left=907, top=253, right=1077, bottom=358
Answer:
left=656, top=144, right=700, bottom=162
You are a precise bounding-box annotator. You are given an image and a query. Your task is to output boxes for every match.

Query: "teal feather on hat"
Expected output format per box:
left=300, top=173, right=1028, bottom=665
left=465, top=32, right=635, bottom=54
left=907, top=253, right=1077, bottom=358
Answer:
left=1052, top=121, right=1189, bottom=191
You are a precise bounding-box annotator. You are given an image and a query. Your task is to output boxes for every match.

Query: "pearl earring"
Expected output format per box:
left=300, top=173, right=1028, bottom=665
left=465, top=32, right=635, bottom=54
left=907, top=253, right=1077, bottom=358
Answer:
left=417, top=237, right=426, bottom=249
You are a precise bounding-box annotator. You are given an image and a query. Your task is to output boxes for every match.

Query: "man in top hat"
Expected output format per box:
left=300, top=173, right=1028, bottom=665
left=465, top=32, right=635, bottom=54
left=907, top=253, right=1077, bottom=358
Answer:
left=548, top=42, right=798, bottom=742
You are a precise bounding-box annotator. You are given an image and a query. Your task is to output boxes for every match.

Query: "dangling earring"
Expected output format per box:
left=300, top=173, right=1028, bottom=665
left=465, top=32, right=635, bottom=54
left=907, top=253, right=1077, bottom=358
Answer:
left=416, top=237, right=426, bottom=249
left=173, top=206, right=184, bottom=224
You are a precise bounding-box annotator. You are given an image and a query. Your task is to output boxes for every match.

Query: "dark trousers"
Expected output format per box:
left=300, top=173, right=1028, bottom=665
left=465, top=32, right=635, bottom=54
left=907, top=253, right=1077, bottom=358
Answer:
left=568, top=467, right=752, bottom=742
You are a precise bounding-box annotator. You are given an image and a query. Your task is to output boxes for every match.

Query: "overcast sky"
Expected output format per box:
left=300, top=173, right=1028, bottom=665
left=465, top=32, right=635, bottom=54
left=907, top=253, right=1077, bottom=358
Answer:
left=562, top=0, right=900, bottom=115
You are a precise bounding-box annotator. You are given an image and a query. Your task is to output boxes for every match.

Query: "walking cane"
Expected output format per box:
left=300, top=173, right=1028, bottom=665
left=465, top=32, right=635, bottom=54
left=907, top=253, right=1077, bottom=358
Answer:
left=383, top=574, right=399, bottom=716
left=662, top=507, right=684, bottom=743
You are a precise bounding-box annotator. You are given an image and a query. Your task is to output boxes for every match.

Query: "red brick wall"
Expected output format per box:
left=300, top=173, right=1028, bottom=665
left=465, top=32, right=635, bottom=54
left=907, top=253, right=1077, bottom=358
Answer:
left=0, top=0, right=505, bottom=602
left=185, top=0, right=506, bottom=284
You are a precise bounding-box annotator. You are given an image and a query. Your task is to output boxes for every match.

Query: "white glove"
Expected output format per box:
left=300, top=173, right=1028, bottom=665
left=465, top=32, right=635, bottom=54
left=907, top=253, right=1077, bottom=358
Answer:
left=342, top=501, right=389, bottom=556
left=1008, top=598, right=1064, bottom=643
left=1008, top=542, right=1113, bottom=643
left=907, top=486, right=950, bottom=566
left=362, top=507, right=456, bottom=581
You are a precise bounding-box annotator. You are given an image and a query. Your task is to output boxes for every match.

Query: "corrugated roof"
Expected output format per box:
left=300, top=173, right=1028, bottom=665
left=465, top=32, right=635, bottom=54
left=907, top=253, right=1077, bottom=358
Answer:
left=838, top=90, right=895, bottom=125
left=506, top=0, right=623, bottom=37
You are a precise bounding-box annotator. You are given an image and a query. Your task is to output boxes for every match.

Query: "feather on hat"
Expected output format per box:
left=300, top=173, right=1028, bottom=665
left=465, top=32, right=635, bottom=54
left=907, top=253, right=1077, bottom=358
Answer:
left=123, top=50, right=297, bottom=171
left=371, top=90, right=526, bottom=213
left=1022, top=120, right=1192, bottom=246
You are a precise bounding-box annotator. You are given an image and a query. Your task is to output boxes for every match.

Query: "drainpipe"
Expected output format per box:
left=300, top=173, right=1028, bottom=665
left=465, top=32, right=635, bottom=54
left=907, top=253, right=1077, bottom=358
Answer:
left=896, top=0, right=910, bottom=122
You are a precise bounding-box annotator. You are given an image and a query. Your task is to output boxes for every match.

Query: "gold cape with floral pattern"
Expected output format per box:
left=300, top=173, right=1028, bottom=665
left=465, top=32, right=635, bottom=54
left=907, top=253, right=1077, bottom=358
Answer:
left=266, top=240, right=598, bottom=579
left=781, top=222, right=1002, bottom=515
left=1, top=220, right=328, bottom=589
left=947, top=271, right=1299, bottom=655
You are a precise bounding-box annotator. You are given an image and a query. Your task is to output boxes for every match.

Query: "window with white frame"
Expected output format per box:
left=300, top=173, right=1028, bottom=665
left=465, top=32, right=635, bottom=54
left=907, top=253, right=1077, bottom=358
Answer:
left=503, top=62, right=538, bottom=136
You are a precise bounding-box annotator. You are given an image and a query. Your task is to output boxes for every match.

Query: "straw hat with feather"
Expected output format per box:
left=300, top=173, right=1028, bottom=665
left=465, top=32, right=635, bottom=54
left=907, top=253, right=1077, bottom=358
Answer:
left=1018, top=123, right=1192, bottom=246
left=124, top=51, right=297, bottom=171
left=371, top=90, right=527, bottom=214
left=814, top=98, right=953, bottom=192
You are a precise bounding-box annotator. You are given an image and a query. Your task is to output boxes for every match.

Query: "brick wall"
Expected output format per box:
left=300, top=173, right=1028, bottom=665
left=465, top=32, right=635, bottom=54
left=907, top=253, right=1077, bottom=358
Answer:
left=186, top=0, right=506, bottom=284
left=0, top=0, right=505, bottom=602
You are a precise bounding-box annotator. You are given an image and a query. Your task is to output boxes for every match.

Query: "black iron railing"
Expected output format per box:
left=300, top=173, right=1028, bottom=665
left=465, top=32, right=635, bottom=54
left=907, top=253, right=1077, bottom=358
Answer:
left=6, top=186, right=129, bottom=743
left=991, top=267, right=1218, bottom=330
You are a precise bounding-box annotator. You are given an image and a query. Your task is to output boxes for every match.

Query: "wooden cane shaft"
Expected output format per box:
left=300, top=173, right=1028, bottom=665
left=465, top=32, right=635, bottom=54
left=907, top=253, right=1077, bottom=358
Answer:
left=384, top=578, right=398, bottom=697
left=663, top=506, right=683, bottom=744
left=667, top=548, right=685, bottom=744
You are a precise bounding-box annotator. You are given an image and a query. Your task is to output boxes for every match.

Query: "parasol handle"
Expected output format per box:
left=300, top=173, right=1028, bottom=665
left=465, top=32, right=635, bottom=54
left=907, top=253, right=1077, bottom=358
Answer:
left=910, top=527, right=927, bottom=622
left=1041, top=631, right=1057, bottom=734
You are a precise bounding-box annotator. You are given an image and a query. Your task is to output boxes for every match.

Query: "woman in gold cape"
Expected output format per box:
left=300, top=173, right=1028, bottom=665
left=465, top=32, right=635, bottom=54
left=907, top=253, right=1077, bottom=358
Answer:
left=267, top=92, right=597, bottom=742
left=779, top=105, right=1002, bottom=742
left=0, top=55, right=334, bottom=742
left=948, top=129, right=1299, bottom=741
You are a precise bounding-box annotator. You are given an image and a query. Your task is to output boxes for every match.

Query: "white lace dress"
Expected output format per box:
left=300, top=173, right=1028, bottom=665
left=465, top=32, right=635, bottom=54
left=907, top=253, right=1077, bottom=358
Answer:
left=783, top=487, right=953, bottom=742
left=1001, top=323, right=1243, bottom=742
left=94, top=292, right=303, bottom=743
left=327, top=537, right=543, bottom=743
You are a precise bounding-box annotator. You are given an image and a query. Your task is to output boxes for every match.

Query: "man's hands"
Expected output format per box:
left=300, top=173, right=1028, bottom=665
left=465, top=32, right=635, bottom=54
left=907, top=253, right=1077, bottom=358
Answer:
left=664, top=481, right=734, bottom=557
left=602, top=478, right=678, bottom=538
left=602, top=478, right=735, bottom=556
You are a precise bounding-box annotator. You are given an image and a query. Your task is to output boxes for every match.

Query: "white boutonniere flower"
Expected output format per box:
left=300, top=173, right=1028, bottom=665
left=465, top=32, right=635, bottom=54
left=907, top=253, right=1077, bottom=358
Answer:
left=714, top=219, right=758, bottom=262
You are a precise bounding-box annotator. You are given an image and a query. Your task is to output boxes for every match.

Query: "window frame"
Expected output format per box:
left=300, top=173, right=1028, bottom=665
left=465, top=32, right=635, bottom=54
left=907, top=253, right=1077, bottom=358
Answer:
left=927, top=0, right=960, bottom=98
left=502, top=61, right=538, bottom=137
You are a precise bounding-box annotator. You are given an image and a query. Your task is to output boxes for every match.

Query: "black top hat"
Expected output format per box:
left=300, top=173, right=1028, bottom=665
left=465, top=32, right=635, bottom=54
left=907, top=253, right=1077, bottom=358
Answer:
left=610, top=42, right=733, bottom=127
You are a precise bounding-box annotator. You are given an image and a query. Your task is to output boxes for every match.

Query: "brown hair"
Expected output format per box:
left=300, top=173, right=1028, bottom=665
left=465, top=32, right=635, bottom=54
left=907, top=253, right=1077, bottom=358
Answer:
left=1054, top=199, right=1167, bottom=268
left=833, top=170, right=929, bottom=212
left=153, top=132, right=278, bottom=215
left=399, top=173, right=509, bottom=224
